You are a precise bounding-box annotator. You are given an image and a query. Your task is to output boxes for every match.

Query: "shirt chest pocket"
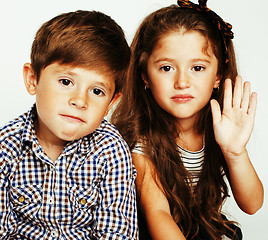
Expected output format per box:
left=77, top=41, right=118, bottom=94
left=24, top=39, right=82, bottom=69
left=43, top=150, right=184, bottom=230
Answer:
left=69, top=186, right=98, bottom=209
left=10, top=185, right=42, bottom=219
left=68, top=186, right=99, bottom=227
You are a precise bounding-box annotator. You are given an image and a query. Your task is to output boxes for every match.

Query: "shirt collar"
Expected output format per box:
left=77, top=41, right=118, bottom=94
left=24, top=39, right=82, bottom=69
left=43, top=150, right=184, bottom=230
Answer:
left=21, top=104, right=39, bottom=147
left=19, top=104, right=100, bottom=162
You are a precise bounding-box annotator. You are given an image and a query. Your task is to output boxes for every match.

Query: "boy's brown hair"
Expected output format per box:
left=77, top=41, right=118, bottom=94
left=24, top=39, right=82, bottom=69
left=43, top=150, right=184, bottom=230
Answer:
left=31, top=10, right=130, bottom=94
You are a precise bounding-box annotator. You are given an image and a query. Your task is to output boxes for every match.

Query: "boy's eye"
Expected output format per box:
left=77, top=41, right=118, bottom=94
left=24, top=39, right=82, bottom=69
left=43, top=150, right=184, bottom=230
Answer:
left=92, top=88, right=105, bottom=96
left=192, top=66, right=205, bottom=72
left=60, top=79, right=72, bottom=86
left=160, top=66, right=173, bottom=72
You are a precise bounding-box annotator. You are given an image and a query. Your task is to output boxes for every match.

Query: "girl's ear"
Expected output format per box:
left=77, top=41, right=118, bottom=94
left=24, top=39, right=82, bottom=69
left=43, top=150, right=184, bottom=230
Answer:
left=141, top=73, right=150, bottom=89
left=23, top=63, right=37, bottom=96
left=214, top=75, right=221, bottom=88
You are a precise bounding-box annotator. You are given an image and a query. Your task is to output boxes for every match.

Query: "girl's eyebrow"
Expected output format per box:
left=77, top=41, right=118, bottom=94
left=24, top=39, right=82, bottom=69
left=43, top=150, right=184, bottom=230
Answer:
left=153, top=57, right=175, bottom=64
left=191, top=58, right=211, bottom=63
left=153, top=57, right=212, bottom=64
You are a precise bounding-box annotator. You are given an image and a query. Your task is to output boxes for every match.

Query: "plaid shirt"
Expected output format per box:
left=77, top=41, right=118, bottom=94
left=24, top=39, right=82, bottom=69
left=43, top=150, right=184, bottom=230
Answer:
left=0, top=106, right=138, bottom=240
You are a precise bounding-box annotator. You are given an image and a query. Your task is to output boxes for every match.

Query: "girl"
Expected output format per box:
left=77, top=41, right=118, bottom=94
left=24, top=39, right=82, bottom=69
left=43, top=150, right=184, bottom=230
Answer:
left=112, top=0, right=264, bottom=239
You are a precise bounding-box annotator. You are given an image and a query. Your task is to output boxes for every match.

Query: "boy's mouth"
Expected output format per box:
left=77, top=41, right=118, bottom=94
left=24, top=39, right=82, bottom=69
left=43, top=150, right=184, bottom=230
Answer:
left=60, top=114, right=85, bottom=123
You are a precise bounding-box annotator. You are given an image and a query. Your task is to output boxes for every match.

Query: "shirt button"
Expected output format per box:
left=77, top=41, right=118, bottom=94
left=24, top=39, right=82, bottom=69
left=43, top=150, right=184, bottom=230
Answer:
left=79, top=198, right=87, bottom=205
left=48, top=197, right=54, bottom=204
left=18, top=196, right=25, bottom=203
left=51, top=230, right=58, bottom=238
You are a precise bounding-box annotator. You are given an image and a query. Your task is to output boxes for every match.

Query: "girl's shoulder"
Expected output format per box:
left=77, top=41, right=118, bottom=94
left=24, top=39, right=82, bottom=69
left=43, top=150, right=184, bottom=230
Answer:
left=132, top=142, right=145, bottom=155
left=132, top=141, right=156, bottom=181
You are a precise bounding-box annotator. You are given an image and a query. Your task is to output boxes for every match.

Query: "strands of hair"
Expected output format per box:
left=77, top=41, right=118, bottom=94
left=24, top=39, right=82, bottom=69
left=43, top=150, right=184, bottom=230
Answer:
left=112, top=3, right=240, bottom=239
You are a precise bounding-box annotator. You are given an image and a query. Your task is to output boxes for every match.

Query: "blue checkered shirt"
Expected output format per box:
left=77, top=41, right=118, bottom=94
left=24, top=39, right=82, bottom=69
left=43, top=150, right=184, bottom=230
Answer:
left=0, top=106, right=138, bottom=239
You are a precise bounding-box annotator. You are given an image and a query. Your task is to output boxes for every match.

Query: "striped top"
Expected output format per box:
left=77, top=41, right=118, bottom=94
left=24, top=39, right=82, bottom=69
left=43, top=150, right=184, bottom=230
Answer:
left=177, top=145, right=204, bottom=185
left=133, top=144, right=204, bottom=186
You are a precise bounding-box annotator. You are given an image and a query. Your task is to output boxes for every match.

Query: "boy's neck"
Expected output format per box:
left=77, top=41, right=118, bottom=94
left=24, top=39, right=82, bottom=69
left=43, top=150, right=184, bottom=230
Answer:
left=34, top=120, right=67, bottom=163
left=38, top=138, right=66, bottom=163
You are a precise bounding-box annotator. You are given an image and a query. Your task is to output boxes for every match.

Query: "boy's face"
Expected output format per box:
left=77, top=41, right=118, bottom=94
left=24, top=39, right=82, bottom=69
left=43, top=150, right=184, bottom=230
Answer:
left=24, top=63, right=119, bottom=145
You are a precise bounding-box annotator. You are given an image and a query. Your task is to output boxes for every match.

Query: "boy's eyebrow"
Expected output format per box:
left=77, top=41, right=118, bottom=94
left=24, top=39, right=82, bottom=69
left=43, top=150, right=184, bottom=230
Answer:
left=58, top=69, right=113, bottom=92
left=94, top=81, right=113, bottom=92
left=54, top=68, right=77, bottom=76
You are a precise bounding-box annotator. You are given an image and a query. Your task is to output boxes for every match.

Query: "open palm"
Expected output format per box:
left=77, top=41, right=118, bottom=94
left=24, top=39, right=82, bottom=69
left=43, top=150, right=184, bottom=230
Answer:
left=210, top=76, right=257, bottom=158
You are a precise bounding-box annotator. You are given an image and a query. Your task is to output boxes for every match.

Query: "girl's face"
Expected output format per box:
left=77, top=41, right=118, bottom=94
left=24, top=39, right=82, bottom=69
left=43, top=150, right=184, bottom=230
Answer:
left=145, top=30, right=220, bottom=127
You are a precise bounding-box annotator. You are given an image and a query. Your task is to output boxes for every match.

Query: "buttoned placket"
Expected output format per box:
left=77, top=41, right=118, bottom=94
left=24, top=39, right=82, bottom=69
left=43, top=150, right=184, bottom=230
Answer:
left=52, top=158, right=63, bottom=221
left=46, top=164, right=58, bottom=239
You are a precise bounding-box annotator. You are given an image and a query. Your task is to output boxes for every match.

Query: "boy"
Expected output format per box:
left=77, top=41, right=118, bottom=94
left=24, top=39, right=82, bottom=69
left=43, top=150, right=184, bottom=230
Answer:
left=0, top=10, right=138, bottom=239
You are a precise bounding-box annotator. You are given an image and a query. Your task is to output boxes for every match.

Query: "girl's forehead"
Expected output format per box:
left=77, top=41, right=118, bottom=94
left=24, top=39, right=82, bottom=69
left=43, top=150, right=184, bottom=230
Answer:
left=158, top=30, right=207, bottom=46
left=154, top=30, right=215, bottom=57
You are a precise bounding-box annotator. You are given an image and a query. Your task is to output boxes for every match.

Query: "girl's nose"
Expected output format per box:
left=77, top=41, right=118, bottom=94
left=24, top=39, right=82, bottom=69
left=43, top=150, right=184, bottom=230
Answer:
left=174, top=71, right=190, bottom=89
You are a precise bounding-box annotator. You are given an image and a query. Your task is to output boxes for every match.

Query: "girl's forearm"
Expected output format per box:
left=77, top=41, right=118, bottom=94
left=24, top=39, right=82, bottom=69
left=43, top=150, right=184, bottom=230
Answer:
left=146, top=210, right=186, bottom=240
left=225, top=149, right=264, bottom=214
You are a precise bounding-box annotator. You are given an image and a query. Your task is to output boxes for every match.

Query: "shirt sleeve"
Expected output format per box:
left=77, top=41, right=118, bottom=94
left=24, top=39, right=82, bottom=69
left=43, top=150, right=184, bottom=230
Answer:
left=92, top=138, right=138, bottom=240
left=0, top=162, right=17, bottom=239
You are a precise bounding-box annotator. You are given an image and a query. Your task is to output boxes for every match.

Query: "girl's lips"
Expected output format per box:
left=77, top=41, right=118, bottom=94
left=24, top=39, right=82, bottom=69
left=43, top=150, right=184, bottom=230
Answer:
left=171, top=94, right=194, bottom=103
left=60, top=114, right=85, bottom=123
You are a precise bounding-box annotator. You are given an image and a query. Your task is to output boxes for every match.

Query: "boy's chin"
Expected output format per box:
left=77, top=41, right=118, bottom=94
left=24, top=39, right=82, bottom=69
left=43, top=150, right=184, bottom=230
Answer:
left=59, top=131, right=92, bottom=142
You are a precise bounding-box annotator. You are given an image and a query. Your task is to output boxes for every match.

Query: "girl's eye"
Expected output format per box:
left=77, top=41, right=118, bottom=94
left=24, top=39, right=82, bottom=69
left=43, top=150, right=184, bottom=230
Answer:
left=160, top=66, right=173, bottom=72
left=92, top=88, right=105, bottom=96
left=192, top=66, right=205, bottom=72
left=60, top=79, right=72, bottom=86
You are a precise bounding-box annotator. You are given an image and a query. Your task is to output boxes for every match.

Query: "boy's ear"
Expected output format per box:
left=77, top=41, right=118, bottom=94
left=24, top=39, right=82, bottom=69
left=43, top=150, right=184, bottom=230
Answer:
left=23, top=63, right=37, bottom=96
left=105, top=92, right=122, bottom=116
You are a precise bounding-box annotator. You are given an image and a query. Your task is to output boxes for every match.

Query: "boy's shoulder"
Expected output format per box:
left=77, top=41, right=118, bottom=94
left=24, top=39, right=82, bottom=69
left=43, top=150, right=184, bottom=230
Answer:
left=0, top=110, right=30, bottom=166
left=89, top=118, right=124, bottom=145
left=0, top=111, right=28, bottom=142
left=84, top=119, right=134, bottom=174
left=95, top=118, right=122, bottom=139
left=86, top=118, right=129, bottom=155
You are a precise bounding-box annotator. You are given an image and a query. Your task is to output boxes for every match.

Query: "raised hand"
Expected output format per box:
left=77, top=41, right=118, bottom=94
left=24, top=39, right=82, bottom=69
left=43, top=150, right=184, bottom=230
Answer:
left=210, top=76, right=257, bottom=161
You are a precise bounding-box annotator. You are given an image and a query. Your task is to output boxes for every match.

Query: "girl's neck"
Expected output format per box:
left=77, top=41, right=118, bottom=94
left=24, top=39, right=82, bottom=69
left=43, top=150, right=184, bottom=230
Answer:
left=176, top=120, right=204, bottom=152
left=177, top=133, right=204, bottom=152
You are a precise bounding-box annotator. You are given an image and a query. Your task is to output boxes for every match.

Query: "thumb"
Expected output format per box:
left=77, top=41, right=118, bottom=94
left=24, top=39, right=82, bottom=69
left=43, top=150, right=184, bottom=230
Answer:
left=210, top=99, right=222, bottom=125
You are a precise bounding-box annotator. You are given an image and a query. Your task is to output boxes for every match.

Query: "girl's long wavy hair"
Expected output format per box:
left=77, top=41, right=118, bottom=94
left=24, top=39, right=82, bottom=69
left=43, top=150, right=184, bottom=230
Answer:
left=112, top=5, right=238, bottom=240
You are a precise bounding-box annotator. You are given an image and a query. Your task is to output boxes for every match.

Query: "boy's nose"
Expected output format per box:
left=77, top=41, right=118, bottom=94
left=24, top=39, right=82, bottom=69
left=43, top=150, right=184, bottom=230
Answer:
left=69, top=94, right=88, bottom=109
left=174, top=71, right=190, bottom=89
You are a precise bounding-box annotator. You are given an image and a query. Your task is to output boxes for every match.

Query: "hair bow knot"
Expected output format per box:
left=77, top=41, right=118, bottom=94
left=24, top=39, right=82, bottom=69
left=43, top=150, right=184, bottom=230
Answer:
left=177, top=0, right=234, bottom=40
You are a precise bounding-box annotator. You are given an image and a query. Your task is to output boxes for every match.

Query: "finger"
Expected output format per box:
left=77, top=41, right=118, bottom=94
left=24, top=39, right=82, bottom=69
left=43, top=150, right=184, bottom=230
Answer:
left=241, top=81, right=251, bottom=110
left=233, top=76, right=242, bottom=108
left=223, top=79, right=232, bottom=110
left=210, top=99, right=222, bottom=125
left=248, top=92, right=257, bottom=118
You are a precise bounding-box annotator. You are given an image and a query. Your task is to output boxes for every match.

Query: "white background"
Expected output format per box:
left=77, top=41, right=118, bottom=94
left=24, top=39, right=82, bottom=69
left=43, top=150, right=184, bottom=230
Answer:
left=0, top=0, right=267, bottom=239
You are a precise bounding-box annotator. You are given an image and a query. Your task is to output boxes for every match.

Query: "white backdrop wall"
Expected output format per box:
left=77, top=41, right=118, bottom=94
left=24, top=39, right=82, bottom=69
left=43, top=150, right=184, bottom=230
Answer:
left=0, top=0, right=267, bottom=239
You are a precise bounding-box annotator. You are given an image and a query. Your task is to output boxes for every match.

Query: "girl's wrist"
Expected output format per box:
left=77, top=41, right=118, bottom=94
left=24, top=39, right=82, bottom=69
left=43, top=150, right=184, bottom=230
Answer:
left=222, top=148, right=248, bottom=165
